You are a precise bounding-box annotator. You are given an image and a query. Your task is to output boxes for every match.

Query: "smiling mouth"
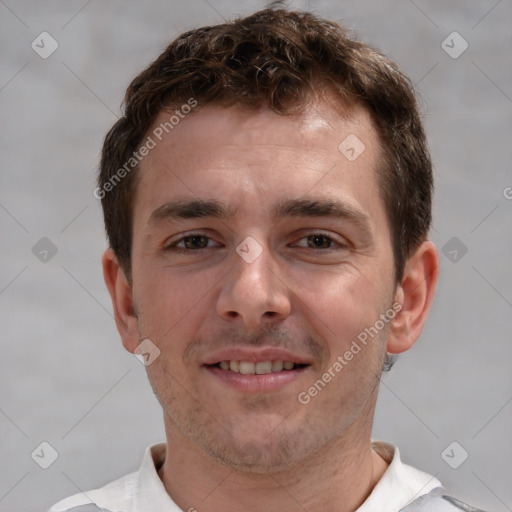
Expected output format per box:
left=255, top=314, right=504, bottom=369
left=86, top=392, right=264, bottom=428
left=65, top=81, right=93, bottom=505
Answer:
left=208, top=360, right=309, bottom=375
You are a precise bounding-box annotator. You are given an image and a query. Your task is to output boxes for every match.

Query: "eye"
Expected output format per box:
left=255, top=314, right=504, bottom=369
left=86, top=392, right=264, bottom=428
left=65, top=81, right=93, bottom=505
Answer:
left=294, top=233, right=345, bottom=250
left=165, top=234, right=220, bottom=252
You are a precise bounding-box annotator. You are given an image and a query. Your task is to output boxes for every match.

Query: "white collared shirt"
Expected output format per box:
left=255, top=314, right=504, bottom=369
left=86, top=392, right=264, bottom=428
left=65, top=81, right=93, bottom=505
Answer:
left=48, top=441, right=471, bottom=512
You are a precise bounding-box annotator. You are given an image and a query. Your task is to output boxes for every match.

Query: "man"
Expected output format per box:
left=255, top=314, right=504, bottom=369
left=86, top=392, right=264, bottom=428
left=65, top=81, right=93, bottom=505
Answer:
left=49, top=6, right=487, bottom=512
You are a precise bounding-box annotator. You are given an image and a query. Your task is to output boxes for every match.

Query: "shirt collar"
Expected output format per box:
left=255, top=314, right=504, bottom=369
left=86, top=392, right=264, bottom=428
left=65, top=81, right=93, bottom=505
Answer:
left=134, top=443, right=182, bottom=511
left=134, top=441, right=442, bottom=511
left=355, top=441, right=442, bottom=511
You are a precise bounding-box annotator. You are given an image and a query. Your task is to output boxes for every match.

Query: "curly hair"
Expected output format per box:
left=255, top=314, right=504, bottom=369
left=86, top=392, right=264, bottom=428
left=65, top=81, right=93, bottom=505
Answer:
left=98, top=6, right=432, bottom=282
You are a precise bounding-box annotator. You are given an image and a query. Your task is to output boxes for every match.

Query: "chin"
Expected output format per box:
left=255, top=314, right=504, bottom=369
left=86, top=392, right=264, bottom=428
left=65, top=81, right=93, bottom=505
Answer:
left=204, top=438, right=299, bottom=474
left=194, top=421, right=326, bottom=474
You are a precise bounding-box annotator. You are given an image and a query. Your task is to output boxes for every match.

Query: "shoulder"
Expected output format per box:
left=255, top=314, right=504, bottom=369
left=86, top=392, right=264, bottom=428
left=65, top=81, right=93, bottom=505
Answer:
left=401, top=488, right=491, bottom=512
left=47, top=470, right=138, bottom=512
left=369, top=442, right=491, bottom=512
left=47, top=442, right=168, bottom=512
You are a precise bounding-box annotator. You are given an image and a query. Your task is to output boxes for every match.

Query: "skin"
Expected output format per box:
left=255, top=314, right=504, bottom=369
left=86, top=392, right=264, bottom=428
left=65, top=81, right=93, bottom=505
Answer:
left=103, top=95, right=439, bottom=512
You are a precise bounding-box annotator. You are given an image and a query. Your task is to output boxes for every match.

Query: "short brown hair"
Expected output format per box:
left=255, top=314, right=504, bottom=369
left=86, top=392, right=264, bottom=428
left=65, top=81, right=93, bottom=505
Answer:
left=98, top=6, right=432, bottom=282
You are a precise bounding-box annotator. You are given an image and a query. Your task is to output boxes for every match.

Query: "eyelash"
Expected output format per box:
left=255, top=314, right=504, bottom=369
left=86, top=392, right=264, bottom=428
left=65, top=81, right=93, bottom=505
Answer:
left=165, top=232, right=347, bottom=254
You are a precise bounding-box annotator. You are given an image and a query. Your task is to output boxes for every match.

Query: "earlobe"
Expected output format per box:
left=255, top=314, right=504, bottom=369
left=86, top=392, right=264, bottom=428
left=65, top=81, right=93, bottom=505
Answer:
left=102, top=249, right=140, bottom=353
left=386, top=241, right=439, bottom=354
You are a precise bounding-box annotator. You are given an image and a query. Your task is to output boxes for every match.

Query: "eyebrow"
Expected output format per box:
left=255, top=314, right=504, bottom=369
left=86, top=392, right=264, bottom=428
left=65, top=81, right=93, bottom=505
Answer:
left=149, top=198, right=238, bottom=224
left=272, top=197, right=373, bottom=241
left=148, top=197, right=373, bottom=240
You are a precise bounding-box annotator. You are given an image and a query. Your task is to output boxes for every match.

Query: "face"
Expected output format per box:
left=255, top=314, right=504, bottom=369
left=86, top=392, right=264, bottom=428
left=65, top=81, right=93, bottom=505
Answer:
left=123, top=98, right=401, bottom=471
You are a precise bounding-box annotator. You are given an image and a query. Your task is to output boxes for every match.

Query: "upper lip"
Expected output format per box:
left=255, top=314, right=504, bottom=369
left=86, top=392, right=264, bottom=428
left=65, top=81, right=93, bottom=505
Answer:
left=202, top=347, right=313, bottom=366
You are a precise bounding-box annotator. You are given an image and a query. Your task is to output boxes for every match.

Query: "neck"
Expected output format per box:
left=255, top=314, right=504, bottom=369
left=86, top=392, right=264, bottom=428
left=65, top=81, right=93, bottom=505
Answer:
left=158, top=422, right=388, bottom=512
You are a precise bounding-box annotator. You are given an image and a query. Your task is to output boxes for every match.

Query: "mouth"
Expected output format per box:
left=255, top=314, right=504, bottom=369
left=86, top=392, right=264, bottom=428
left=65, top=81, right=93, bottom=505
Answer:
left=208, top=360, right=310, bottom=375
left=203, top=350, right=312, bottom=393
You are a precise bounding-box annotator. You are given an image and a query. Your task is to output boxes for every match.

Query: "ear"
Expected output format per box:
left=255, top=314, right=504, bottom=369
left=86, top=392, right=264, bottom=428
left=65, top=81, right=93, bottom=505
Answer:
left=386, top=240, right=439, bottom=354
left=102, top=248, right=140, bottom=354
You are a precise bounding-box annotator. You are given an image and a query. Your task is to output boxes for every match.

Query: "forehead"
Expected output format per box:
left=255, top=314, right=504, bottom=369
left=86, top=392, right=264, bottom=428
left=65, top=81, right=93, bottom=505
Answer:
left=147, top=98, right=377, bottom=164
left=133, top=97, right=385, bottom=230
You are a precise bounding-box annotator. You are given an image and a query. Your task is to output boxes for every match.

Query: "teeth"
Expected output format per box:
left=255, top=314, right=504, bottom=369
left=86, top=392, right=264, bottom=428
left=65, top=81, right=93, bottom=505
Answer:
left=239, top=362, right=255, bottom=374
left=255, top=361, right=272, bottom=374
left=271, top=360, right=284, bottom=372
left=217, top=360, right=299, bottom=374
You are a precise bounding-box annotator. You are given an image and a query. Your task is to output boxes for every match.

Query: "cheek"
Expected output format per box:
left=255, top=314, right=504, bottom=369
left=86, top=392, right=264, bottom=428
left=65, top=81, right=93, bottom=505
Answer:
left=133, top=262, right=222, bottom=342
left=290, top=265, right=392, bottom=381
left=296, top=271, right=389, bottom=414
left=296, top=267, right=385, bottom=333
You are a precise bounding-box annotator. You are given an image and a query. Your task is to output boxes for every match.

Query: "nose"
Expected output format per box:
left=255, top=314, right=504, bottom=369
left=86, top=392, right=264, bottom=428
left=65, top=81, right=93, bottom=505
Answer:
left=215, top=242, right=292, bottom=332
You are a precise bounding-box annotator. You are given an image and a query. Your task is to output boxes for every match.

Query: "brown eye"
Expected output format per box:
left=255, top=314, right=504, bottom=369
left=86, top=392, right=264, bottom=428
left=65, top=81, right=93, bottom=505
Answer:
left=180, top=235, right=210, bottom=249
left=295, top=234, right=338, bottom=249
left=306, top=234, right=333, bottom=249
left=166, top=234, right=216, bottom=252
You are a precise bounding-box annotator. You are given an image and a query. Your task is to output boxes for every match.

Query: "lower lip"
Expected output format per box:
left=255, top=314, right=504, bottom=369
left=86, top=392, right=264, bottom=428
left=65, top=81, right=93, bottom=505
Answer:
left=204, top=365, right=309, bottom=393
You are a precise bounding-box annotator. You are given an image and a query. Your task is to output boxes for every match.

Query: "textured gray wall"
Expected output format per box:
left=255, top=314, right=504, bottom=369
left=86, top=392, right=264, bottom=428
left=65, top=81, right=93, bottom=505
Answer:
left=1, top=1, right=511, bottom=511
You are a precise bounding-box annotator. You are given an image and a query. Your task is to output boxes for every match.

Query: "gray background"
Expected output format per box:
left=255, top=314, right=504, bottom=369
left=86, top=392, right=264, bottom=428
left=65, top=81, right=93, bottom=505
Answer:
left=1, top=1, right=511, bottom=511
